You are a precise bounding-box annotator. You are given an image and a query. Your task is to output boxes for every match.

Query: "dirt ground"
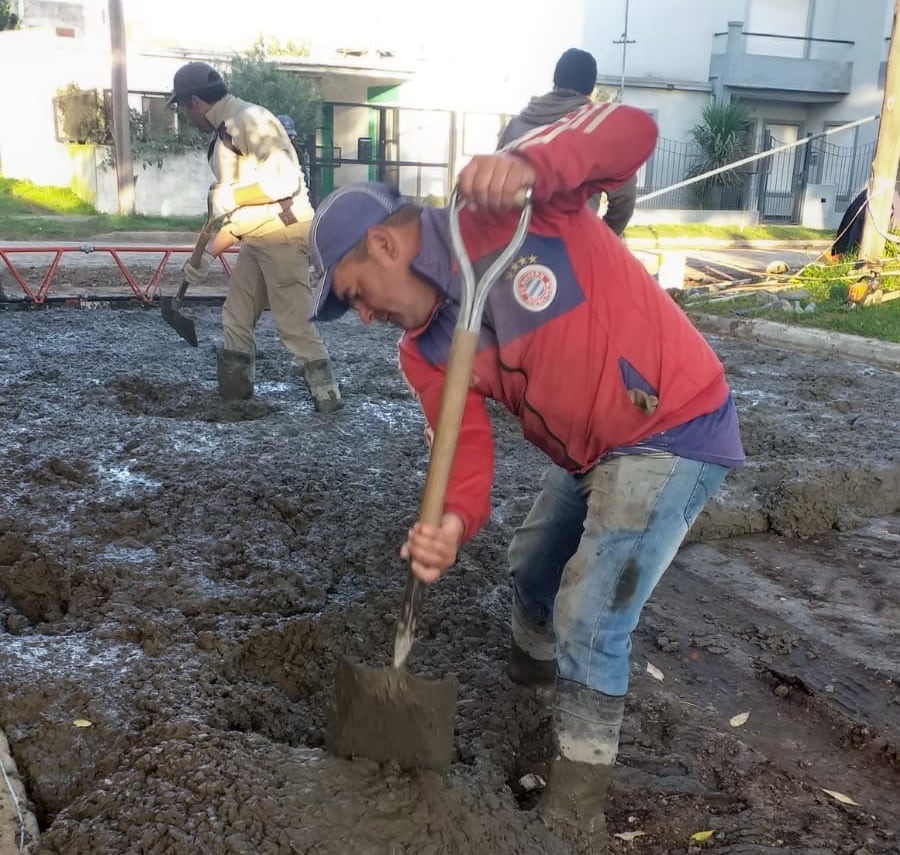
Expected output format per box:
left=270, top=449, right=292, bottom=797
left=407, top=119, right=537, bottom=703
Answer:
left=0, top=262, right=898, bottom=855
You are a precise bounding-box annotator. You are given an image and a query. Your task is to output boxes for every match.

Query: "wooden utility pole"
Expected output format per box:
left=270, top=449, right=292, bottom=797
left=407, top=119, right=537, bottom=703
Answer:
left=859, top=0, right=900, bottom=261
left=108, top=0, right=135, bottom=215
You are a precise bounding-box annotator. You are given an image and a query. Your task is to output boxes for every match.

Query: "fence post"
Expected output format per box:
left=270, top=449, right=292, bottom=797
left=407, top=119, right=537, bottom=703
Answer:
left=756, top=130, right=772, bottom=217
left=794, top=132, right=814, bottom=223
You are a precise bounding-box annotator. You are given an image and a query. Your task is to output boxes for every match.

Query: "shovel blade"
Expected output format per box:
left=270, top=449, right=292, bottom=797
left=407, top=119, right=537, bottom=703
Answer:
left=161, top=297, right=198, bottom=348
left=326, top=656, right=457, bottom=774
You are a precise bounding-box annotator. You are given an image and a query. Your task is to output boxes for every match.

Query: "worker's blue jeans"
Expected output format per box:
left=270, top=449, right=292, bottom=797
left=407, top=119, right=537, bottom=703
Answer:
left=508, top=454, right=728, bottom=697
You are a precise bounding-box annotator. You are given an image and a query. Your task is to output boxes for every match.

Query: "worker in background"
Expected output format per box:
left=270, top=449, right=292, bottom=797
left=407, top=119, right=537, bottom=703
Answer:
left=830, top=185, right=900, bottom=258
left=498, top=47, right=637, bottom=236
left=168, top=61, right=342, bottom=412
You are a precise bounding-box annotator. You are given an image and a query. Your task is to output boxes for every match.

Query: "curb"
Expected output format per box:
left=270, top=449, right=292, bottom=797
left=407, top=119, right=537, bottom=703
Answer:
left=0, top=729, right=39, bottom=855
left=624, top=237, right=831, bottom=252
left=693, top=313, right=900, bottom=372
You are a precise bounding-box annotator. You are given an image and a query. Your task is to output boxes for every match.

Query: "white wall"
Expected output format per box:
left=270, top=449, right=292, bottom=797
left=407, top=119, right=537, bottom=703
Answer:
left=69, top=147, right=212, bottom=216
left=0, top=30, right=109, bottom=184
left=626, top=90, right=710, bottom=145
left=585, top=0, right=744, bottom=83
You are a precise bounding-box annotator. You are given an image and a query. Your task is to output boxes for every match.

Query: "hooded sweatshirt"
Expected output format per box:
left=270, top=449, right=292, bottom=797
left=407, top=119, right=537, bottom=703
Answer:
left=497, top=90, right=637, bottom=236
left=400, top=102, right=743, bottom=541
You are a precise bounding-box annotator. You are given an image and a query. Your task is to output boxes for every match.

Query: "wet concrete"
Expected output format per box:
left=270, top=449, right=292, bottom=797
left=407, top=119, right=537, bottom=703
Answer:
left=0, top=292, right=898, bottom=853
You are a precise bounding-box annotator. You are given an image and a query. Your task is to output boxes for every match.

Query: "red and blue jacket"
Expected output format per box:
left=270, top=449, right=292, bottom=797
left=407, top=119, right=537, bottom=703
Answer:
left=399, top=102, right=744, bottom=541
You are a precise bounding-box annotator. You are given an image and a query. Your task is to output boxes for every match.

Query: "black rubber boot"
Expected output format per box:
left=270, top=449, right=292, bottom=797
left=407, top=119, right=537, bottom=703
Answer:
left=509, top=592, right=555, bottom=688
left=508, top=637, right=556, bottom=688
left=538, top=679, right=625, bottom=849
left=301, top=359, right=343, bottom=413
left=217, top=348, right=255, bottom=401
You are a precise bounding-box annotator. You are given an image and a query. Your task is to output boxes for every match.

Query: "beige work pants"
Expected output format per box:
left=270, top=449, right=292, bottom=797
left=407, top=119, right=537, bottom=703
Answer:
left=221, top=220, right=329, bottom=365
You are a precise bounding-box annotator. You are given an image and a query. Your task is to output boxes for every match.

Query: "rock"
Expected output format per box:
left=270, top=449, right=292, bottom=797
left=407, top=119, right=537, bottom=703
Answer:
left=778, top=288, right=812, bottom=300
left=655, top=635, right=680, bottom=652
left=774, top=684, right=791, bottom=697
left=5, top=613, right=29, bottom=632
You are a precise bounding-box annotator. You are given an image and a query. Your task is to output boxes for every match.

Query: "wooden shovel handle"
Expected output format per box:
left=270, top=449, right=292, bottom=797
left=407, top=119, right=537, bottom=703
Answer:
left=173, top=200, right=216, bottom=304
left=394, top=328, right=479, bottom=669
left=418, top=328, right=480, bottom=526
left=189, top=192, right=217, bottom=269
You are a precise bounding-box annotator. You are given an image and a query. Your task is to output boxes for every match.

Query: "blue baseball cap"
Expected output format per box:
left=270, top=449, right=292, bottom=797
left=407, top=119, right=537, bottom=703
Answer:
left=310, top=182, right=405, bottom=321
left=276, top=114, right=297, bottom=138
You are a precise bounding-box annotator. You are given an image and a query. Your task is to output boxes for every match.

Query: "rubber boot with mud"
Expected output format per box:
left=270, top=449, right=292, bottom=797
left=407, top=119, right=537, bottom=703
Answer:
left=217, top=347, right=255, bottom=401
left=538, top=679, right=625, bottom=850
left=301, top=359, right=343, bottom=413
left=509, top=593, right=556, bottom=689
left=509, top=638, right=556, bottom=688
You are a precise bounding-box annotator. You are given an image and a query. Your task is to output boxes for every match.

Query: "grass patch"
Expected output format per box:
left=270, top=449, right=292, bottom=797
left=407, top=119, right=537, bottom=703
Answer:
left=0, top=175, right=204, bottom=239
left=625, top=222, right=832, bottom=242
left=0, top=177, right=96, bottom=216
left=0, top=213, right=206, bottom=240
left=685, top=258, right=900, bottom=342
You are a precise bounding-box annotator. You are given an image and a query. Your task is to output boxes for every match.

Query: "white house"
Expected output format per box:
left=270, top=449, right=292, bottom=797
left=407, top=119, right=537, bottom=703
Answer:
left=0, top=0, right=893, bottom=227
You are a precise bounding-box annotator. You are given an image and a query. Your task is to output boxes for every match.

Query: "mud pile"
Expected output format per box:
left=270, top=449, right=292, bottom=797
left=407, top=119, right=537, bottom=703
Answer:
left=0, top=302, right=897, bottom=853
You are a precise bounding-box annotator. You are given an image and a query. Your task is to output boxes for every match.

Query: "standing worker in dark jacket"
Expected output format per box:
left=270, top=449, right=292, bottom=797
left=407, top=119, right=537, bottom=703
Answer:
left=498, top=47, right=637, bottom=236
left=168, top=61, right=342, bottom=411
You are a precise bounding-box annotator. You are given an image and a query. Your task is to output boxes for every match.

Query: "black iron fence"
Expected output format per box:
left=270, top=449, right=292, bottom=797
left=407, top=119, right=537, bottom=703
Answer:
left=636, top=132, right=874, bottom=220
left=807, top=137, right=875, bottom=203
left=636, top=137, right=703, bottom=209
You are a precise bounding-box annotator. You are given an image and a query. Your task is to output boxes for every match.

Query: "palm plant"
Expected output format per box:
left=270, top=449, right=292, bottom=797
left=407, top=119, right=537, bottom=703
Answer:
left=687, top=101, right=754, bottom=208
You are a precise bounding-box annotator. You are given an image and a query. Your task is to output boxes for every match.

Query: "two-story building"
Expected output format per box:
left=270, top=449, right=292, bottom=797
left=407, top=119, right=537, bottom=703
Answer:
left=0, top=0, right=893, bottom=227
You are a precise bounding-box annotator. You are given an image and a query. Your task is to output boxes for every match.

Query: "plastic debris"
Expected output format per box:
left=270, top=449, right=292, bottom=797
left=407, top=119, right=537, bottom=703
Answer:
left=729, top=711, right=750, bottom=728
left=646, top=662, right=664, bottom=681
left=821, top=788, right=860, bottom=807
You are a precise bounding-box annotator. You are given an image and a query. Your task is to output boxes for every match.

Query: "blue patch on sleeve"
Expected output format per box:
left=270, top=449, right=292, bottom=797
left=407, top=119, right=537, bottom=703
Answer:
left=415, top=234, right=586, bottom=367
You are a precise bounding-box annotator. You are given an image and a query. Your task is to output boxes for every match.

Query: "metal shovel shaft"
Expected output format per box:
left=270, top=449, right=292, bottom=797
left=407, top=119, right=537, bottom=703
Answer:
left=162, top=200, right=215, bottom=347
left=326, top=187, right=533, bottom=775
left=392, top=188, right=532, bottom=670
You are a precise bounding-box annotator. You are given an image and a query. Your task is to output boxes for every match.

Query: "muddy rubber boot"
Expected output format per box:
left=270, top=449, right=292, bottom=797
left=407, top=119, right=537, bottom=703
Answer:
left=217, top=348, right=255, bottom=401
left=301, top=359, right=343, bottom=413
left=538, top=679, right=625, bottom=849
left=509, top=638, right=556, bottom=688
left=509, top=594, right=556, bottom=688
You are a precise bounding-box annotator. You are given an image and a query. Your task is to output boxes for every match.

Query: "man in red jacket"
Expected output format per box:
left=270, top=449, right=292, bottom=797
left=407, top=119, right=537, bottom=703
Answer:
left=310, top=102, right=744, bottom=847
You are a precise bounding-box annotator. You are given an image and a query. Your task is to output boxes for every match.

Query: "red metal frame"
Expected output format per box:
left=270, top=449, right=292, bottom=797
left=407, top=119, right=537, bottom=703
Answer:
left=0, top=245, right=237, bottom=305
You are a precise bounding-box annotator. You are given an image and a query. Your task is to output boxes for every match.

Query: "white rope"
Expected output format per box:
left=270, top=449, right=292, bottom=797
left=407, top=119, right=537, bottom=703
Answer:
left=864, top=177, right=900, bottom=243
left=0, top=752, right=26, bottom=853
left=636, top=115, right=879, bottom=204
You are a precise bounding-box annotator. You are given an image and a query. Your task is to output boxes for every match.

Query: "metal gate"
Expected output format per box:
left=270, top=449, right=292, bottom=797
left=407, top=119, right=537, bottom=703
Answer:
left=804, top=136, right=876, bottom=207
left=308, top=102, right=454, bottom=208
left=757, top=127, right=803, bottom=223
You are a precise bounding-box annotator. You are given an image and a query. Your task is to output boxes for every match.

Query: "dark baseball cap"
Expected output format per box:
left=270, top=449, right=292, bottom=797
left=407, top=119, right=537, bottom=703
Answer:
left=166, top=61, right=224, bottom=107
left=309, top=182, right=405, bottom=321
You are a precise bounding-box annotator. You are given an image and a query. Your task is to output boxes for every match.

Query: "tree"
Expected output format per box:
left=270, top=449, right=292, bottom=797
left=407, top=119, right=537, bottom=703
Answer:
left=687, top=101, right=754, bottom=208
left=0, top=0, right=20, bottom=30
left=223, top=44, right=321, bottom=137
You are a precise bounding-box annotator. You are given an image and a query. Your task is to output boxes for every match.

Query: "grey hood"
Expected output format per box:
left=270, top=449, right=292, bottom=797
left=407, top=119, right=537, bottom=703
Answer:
left=497, top=90, right=590, bottom=148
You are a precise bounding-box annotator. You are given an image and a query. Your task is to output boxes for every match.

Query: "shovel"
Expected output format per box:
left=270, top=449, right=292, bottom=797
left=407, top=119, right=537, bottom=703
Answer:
left=161, top=198, right=215, bottom=347
left=326, top=186, right=533, bottom=774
